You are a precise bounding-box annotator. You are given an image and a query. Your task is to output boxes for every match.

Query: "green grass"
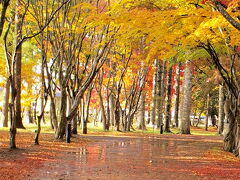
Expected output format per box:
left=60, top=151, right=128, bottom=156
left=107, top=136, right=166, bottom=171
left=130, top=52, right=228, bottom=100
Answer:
left=0, top=121, right=218, bottom=136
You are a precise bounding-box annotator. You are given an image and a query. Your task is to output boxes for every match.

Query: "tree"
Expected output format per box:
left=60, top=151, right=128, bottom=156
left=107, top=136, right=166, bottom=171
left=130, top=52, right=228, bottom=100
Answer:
left=163, top=65, right=172, bottom=133
left=218, top=83, right=225, bottom=134
left=179, top=62, right=192, bottom=134
left=173, top=62, right=181, bottom=127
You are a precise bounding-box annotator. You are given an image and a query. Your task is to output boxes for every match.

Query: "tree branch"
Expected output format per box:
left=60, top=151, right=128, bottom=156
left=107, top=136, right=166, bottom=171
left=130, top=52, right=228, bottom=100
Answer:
left=211, top=0, right=240, bottom=30
left=0, top=0, right=10, bottom=37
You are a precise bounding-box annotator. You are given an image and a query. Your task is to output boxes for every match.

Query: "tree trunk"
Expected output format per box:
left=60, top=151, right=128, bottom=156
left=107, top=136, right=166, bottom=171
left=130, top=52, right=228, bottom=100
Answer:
left=114, top=99, right=121, bottom=131
left=81, top=98, right=87, bottom=134
left=205, top=93, right=210, bottom=131
left=163, top=65, right=172, bottom=132
left=33, top=99, right=37, bottom=124
left=9, top=103, right=16, bottom=149
left=55, top=89, right=67, bottom=139
left=179, top=62, right=192, bottom=134
left=2, top=78, right=10, bottom=127
left=157, top=61, right=166, bottom=128
left=222, top=94, right=237, bottom=154
left=27, top=105, right=33, bottom=124
left=218, top=83, right=224, bottom=134
left=14, top=0, right=24, bottom=129
left=137, top=91, right=146, bottom=130
left=50, top=97, right=58, bottom=131
left=71, top=115, right=78, bottom=134
left=155, top=60, right=163, bottom=128
left=150, top=60, right=158, bottom=125
left=147, top=102, right=151, bottom=124
left=99, top=91, right=108, bottom=131
left=173, top=63, right=181, bottom=127
left=109, top=93, right=115, bottom=127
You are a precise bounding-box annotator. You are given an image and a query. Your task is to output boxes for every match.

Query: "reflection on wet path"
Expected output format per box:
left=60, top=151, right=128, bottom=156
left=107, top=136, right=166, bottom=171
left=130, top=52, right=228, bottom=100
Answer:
left=33, top=135, right=240, bottom=180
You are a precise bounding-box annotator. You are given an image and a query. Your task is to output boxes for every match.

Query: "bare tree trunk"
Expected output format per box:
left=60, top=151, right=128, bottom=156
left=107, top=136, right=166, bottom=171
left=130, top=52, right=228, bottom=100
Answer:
left=115, top=97, right=121, bottom=131
left=179, top=62, right=192, bottom=134
left=218, top=83, right=225, bottom=134
left=109, top=93, right=115, bottom=127
left=173, top=63, right=181, bottom=127
left=40, top=81, right=45, bottom=124
left=9, top=103, right=16, bottom=149
left=147, top=103, right=151, bottom=124
left=2, top=78, right=10, bottom=127
left=14, top=0, right=24, bottom=129
left=158, top=61, right=166, bottom=128
left=55, top=89, right=67, bottom=139
left=155, top=60, right=163, bottom=128
left=81, top=98, right=87, bottom=134
left=50, top=97, right=58, bottom=131
left=205, top=93, right=210, bottom=131
left=150, top=60, right=158, bottom=125
left=99, top=92, right=108, bottom=131
left=223, top=94, right=237, bottom=153
left=137, top=91, right=146, bottom=130
left=27, top=105, right=33, bottom=124
left=164, top=65, right=172, bottom=132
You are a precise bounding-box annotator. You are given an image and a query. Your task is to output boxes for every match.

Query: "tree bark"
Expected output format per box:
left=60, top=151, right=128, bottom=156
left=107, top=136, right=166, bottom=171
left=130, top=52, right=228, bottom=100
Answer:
left=218, top=83, right=225, bottom=134
left=150, top=60, right=158, bottom=125
left=205, top=93, right=210, bottom=131
left=2, top=78, right=10, bottom=127
left=173, top=63, right=181, bottom=127
left=155, top=60, right=163, bottom=128
left=55, top=89, right=67, bottom=139
left=109, top=93, right=115, bottom=127
left=14, top=0, right=25, bottom=129
left=137, top=91, right=146, bottom=130
left=158, top=61, right=166, bottom=128
left=163, top=65, right=172, bottom=132
left=50, top=96, right=58, bottom=131
left=27, top=105, right=33, bottom=124
left=179, top=62, right=192, bottom=134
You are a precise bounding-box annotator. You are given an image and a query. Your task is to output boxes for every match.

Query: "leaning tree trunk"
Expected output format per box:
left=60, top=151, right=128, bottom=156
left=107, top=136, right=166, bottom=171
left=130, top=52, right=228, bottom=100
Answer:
left=179, top=62, right=192, bottom=134
left=218, top=83, right=225, bottom=134
left=163, top=65, right=172, bottom=133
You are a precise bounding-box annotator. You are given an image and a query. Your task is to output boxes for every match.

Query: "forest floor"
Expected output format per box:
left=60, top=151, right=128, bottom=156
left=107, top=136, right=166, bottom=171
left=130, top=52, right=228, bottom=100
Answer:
left=0, top=127, right=240, bottom=180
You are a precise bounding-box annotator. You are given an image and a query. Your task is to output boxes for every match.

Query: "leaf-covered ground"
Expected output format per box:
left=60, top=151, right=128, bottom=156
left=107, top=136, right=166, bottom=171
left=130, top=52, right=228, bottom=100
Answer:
left=1, top=129, right=240, bottom=180
left=0, top=131, right=88, bottom=180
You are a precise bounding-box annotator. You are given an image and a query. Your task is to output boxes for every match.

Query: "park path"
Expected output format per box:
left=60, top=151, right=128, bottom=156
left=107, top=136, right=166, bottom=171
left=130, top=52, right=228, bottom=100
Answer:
left=32, top=134, right=240, bottom=180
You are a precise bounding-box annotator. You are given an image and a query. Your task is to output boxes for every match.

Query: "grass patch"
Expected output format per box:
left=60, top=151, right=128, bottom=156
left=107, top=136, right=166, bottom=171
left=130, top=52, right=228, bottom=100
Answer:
left=0, top=122, right=218, bottom=137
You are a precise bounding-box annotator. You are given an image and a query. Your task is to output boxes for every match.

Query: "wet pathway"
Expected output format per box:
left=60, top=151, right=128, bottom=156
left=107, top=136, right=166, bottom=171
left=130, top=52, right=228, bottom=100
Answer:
left=32, top=135, right=240, bottom=180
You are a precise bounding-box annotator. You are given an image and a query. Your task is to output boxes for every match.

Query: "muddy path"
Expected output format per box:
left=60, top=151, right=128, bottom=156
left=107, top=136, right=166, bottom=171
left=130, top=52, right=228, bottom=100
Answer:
left=31, top=134, right=240, bottom=180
